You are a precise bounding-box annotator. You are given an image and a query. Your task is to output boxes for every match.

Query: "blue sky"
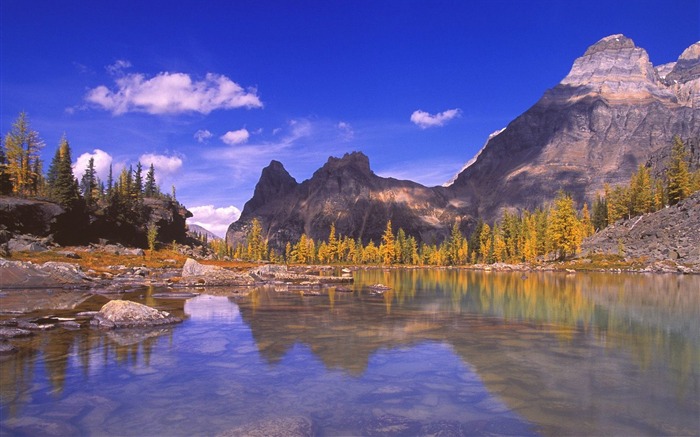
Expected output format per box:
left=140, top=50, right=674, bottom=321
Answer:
left=1, top=0, right=698, bottom=236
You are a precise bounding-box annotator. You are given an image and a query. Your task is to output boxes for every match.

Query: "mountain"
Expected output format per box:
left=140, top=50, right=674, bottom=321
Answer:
left=446, top=35, right=699, bottom=221
left=228, top=35, right=699, bottom=248
left=187, top=223, right=222, bottom=242
left=226, top=152, right=468, bottom=250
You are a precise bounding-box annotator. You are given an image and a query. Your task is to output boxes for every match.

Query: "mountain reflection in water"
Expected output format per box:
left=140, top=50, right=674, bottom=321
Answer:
left=0, top=269, right=698, bottom=436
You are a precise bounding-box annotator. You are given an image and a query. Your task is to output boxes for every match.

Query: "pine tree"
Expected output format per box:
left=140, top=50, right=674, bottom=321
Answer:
left=133, top=162, right=144, bottom=201
left=667, top=136, right=691, bottom=205
left=3, top=112, right=44, bottom=196
left=591, top=194, right=608, bottom=231
left=47, top=136, right=81, bottom=208
left=0, top=144, right=13, bottom=195
left=144, top=163, right=157, bottom=197
left=80, top=157, right=98, bottom=208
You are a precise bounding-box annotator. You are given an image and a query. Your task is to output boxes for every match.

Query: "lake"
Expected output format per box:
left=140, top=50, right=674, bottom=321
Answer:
left=1, top=269, right=699, bottom=436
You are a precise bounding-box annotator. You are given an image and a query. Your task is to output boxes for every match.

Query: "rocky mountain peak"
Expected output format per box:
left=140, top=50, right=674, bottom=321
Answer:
left=313, top=151, right=373, bottom=180
left=241, top=160, right=298, bottom=218
left=544, top=34, right=675, bottom=105
left=666, top=41, right=700, bottom=83
left=665, top=41, right=700, bottom=108
left=583, top=34, right=636, bottom=56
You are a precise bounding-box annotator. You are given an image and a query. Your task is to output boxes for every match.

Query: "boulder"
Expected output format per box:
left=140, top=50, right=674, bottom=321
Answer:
left=179, top=258, right=255, bottom=287
left=182, top=258, right=224, bottom=277
left=90, top=300, right=181, bottom=329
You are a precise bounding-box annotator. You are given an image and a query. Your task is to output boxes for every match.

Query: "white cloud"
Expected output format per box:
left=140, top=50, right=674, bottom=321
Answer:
left=139, top=153, right=184, bottom=187
left=194, top=129, right=213, bottom=143
left=73, top=149, right=114, bottom=182
left=221, top=128, right=250, bottom=145
left=86, top=71, right=262, bottom=115
left=410, top=108, right=461, bottom=129
left=187, top=205, right=241, bottom=238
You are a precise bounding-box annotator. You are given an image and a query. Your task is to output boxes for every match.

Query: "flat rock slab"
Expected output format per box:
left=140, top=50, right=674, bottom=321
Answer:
left=90, top=300, right=182, bottom=329
left=0, top=259, right=92, bottom=289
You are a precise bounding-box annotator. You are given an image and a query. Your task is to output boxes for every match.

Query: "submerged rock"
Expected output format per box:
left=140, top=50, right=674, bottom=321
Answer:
left=90, top=300, right=181, bottom=329
left=216, top=415, right=314, bottom=437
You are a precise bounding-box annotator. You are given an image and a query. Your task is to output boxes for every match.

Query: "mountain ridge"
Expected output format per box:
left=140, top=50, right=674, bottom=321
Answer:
left=227, top=35, right=699, bottom=249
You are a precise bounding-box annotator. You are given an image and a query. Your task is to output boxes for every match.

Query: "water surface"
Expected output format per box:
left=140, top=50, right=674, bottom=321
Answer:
left=1, top=269, right=698, bottom=436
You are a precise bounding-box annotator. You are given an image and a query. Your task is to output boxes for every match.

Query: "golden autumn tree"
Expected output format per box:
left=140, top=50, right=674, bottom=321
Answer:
left=547, top=191, right=582, bottom=259
left=380, top=220, right=395, bottom=265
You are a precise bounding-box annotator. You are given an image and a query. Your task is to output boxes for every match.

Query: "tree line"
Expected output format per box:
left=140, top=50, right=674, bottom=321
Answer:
left=225, top=136, right=699, bottom=266
left=1, top=112, right=171, bottom=207
left=1, top=112, right=179, bottom=246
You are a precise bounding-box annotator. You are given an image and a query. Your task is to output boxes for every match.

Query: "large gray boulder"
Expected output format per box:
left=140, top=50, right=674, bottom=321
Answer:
left=90, top=300, right=181, bottom=329
left=179, top=258, right=255, bottom=286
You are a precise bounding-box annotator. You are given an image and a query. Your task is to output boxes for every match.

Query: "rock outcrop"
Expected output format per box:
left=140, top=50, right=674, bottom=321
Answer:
left=580, top=191, right=700, bottom=269
left=0, top=259, right=92, bottom=289
left=0, top=195, right=191, bottom=248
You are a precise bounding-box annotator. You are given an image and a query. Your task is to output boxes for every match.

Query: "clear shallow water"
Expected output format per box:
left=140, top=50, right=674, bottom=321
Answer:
left=1, top=269, right=699, bottom=436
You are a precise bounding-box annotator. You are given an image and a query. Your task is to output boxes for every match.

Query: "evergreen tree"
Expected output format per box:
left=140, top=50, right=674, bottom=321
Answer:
left=80, top=157, right=98, bottom=208
left=667, top=136, right=691, bottom=205
left=133, top=162, right=143, bottom=201
left=3, top=112, right=44, bottom=196
left=591, top=194, right=608, bottom=231
left=47, top=136, right=81, bottom=208
left=144, top=163, right=157, bottom=197
left=0, top=144, right=13, bottom=195
left=106, top=164, right=114, bottom=198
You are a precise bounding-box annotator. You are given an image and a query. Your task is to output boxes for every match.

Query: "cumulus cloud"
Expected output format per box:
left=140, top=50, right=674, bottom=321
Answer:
left=221, top=128, right=250, bottom=145
left=86, top=71, right=262, bottom=115
left=73, top=149, right=114, bottom=182
left=187, top=205, right=241, bottom=238
left=194, top=129, right=213, bottom=143
left=139, top=153, right=184, bottom=186
left=410, top=108, right=461, bottom=129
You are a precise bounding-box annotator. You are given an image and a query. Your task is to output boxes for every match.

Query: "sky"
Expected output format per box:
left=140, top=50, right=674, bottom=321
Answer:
left=1, top=0, right=698, bottom=237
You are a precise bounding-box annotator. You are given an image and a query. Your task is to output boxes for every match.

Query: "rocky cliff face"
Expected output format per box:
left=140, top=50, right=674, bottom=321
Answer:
left=229, top=35, right=699, bottom=248
left=227, top=152, right=469, bottom=249
left=447, top=35, right=699, bottom=221
left=0, top=195, right=191, bottom=248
